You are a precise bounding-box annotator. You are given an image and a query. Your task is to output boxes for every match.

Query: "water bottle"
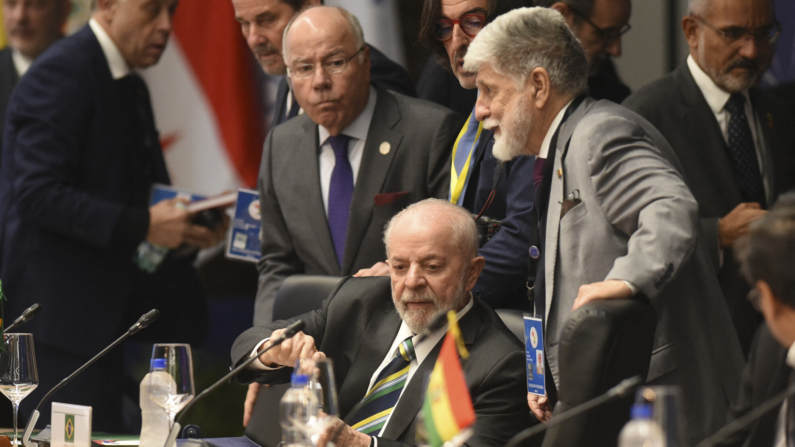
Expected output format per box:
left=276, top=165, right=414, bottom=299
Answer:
left=135, top=201, right=187, bottom=273
left=280, top=373, right=318, bottom=447
left=618, top=403, right=667, bottom=447
left=140, top=359, right=172, bottom=447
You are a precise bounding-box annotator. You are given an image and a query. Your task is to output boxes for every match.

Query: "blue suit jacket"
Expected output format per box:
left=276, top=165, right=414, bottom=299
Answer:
left=463, top=129, right=535, bottom=311
left=0, top=26, right=206, bottom=357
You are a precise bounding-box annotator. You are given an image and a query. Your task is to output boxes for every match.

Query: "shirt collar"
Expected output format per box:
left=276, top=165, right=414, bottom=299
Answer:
left=89, top=18, right=131, bottom=80
left=394, top=294, right=475, bottom=366
left=687, top=54, right=750, bottom=115
left=538, top=99, right=574, bottom=159
left=786, top=339, right=795, bottom=369
left=11, top=49, right=33, bottom=77
left=318, top=86, right=377, bottom=145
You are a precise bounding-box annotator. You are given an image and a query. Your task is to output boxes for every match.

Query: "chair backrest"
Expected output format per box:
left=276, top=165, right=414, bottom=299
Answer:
left=541, top=298, right=657, bottom=447
left=495, top=308, right=526, bottom=343
left=272, top=275, right=343, bottom=321
left=244, top=275, right=343, bottom=447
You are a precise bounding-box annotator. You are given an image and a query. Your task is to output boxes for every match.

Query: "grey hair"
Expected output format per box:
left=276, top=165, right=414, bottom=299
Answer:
left=533, top=0, right=595, bottom=19
left=687, top=0, right=709, bottom=15
left=384, top=199, right=479, bottom=261
left=282, top=5, right=366, bottom=63
left=463, top=7, right=588, bottom=97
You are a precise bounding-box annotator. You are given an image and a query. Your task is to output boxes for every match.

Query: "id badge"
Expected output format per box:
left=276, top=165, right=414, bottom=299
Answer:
left=225, top=189, right=262, bottom=262
left=524, top=314, right=545, bottom=396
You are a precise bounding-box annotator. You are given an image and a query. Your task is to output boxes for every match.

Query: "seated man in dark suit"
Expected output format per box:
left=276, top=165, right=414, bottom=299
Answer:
left=231, top=0, right=415, bottom=126
left=242, top=5, right=461, bottom=423
left=231, top=198, right=531, bottom=447
left=722, top=192, right=795, bottom=447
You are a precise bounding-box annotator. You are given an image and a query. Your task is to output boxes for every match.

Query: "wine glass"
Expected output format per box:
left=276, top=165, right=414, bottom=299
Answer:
left=149, top=344, right=195, bottom=429
left=294, top=358, right=339, bottom=445
left=0, top=334, right=39, bottom=445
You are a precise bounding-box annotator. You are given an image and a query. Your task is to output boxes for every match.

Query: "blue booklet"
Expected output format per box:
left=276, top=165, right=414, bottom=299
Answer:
left=150, top=184, right=206, bottom=205
left=225, top=189, right=261, bottom=263
left=524, top=315, right=546, bottom=396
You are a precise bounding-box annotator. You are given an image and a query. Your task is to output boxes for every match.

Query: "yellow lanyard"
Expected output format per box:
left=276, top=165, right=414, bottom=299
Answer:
left=449, top=112, right=484, bottom=204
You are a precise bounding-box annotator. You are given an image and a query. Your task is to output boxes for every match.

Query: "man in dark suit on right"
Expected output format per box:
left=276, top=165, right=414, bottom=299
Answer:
left=722, top=192, right=795, bottom=447
left=0, top=0, right=70, bottom=159
left=623, top=0, right=795, bottom=357
left=231, top=0, right=415, bottom=126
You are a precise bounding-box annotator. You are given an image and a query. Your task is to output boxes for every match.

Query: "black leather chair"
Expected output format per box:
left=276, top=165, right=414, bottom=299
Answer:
left=540, top=298, right=657, bottom=447
left=245, top=275, right=342, bottom=447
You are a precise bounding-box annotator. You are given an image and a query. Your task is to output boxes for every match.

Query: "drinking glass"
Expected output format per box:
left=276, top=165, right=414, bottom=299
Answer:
left=149, top=344, right=195, bottom=428
left=294, top=358, right=339, bottom=445
left=0, top=334, right=39, bottom=445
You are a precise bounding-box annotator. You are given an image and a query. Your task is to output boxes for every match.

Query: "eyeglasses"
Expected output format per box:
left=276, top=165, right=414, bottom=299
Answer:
left=569, top=7, right=631, bottom=43
left=691, top=15, right=781, bottom=45
left=747, top=287, right=761, bottom=312
left=288, top=47, right=365, bottom=80
left=433, top=13, right=487, bottom=42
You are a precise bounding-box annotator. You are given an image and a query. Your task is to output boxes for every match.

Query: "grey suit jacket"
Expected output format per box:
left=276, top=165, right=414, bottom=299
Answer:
left=254, top=90, right=462, bottom=325
left=232, top=276, right=531, bottom=447
left=544, top=98, right=744, bottom=446
left=623, top=63, right=795, bottom=356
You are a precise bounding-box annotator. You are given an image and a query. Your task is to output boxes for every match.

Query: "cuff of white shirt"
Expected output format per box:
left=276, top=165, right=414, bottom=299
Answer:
left=249, top=338, right=285, bottom=371
left=372, top=437, right=378, bottom=447
left=622, top=280, right=639, bottom=296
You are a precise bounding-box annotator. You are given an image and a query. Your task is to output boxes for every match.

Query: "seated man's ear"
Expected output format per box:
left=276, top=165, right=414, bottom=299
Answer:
left=464, top=256, right=486, bottom=292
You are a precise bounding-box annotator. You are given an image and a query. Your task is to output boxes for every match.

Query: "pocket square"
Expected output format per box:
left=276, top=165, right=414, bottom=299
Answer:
left=374, top=191, right=410, bottom=206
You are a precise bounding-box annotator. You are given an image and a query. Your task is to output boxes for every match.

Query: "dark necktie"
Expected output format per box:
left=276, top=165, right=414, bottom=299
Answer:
left=349, top=337, right=416, bottom=435
left=327, top=134, right=353, bottom=268
left=724, top=93, right=766, bottom=206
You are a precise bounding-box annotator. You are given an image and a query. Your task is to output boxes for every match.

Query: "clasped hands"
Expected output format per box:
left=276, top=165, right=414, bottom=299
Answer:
left=146, top=198, right=229, bottom=249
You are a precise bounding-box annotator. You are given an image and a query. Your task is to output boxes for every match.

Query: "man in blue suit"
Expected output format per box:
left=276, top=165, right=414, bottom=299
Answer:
left=0, top=0, right=221, bottom=432
left=406, top=0, right=536, bottom=311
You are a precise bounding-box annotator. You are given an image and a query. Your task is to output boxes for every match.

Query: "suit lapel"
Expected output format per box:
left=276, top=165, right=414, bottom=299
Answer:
left=340, top=307, right=402, bottom=419
left=293, top=117, right=340, bottom=272
left=381, top=301, right=483, bottom=440
left=342, top=91, right=403, bottom=273
left=673, top=64, right=743, bottom=205
left=749, top=89, right=776, bottom=206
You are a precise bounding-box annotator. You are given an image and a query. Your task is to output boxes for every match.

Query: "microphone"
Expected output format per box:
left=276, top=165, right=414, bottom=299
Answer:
left=694, top=383, right=795, bottom=447
left=5, top=304, right=42, bottom=332
left=414, top=312, right=450, bottom=344
left=22, top=309, right=161, bottom=447
left=503, top=375, right=644, bottom=447
left=163, top=320, right=306, bottom=447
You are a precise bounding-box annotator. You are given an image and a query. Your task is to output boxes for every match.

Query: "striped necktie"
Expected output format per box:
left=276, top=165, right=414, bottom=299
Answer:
left=449, top=106, right=484, bottom=205
left=350, top=337, right=416, bottom=435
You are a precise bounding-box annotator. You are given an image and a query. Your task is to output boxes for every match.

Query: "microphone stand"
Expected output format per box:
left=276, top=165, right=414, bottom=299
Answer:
left=694, top=383, right=795, bottom=447
left=5, top=304, right=43, bottom=332
left=22, top=310, right=160, bottom=447
left=163, top=320, right=306, bottom=447
left=503, top=375, right=644, bottom=447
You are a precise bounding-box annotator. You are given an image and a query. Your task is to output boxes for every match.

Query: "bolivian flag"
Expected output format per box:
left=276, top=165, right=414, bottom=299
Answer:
left=421, top=311, right=475, bottom=447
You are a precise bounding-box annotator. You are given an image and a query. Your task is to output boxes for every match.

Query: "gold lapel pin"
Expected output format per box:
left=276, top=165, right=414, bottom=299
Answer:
left=557, top=168, right=563, bottom=178
left=379, top=142, right=391, bottom=155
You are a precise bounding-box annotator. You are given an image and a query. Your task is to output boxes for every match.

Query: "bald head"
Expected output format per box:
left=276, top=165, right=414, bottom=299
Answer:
left=282, top=5, right=364, bottom=62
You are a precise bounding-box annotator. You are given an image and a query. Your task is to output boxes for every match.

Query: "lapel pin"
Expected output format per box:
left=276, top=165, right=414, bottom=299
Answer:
left=557, top=168, right=563, bottom=178
left=767, top=113, right=774, bottom=129
left=379, top=142, right=391, bottom=155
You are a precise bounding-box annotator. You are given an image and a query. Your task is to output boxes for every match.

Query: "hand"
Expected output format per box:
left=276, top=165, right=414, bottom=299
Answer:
left=243, top=382, right=260, bottom=427
left=572, top=280, right=632, bottom=311
left=719, top=203, right=767, bottom=248
left=147, top=198, right=191, bottom=248
left=257, top=329, right=318, bottom=368
left=353, top=261, right=389, bottom=277
left=183, top=214, right=230, bottom=248
left=527, top=393, right=553, bottom=423
left=316, top=417, right=371, bottom=447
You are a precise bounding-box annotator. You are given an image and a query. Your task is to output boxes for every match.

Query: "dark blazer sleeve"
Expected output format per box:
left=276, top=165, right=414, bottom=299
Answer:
left=426, top=109, right=461, bottom=200
left=367, top=45, right=416, bottom=98
left=5, top=51, right=143, bottom=250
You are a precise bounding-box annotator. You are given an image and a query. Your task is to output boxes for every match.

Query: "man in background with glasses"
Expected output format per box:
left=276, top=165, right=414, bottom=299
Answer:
left=407, top=0, right=536, bottom=313
left=243, top=4, right=462, bottom=426
left=725, top=192, right=795, bottom=447
left=534, top=0, right=633, bottom=103
left=624, top=0, right=795, bottom=358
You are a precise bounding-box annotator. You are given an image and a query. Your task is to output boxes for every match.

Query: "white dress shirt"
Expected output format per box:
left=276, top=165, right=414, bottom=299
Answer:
left=686, top=55, right=770, bottom=201
left=773, top=340, right=795, bottom=447
left=11, top=49, right=33, bottom=77
left=88, top=18, right=131, bottom=80
left=318, top=87, right=377, bottom=215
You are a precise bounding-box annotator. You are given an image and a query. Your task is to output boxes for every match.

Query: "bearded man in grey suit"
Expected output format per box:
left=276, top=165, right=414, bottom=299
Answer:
left=464, top=7, right=744, bottom=445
